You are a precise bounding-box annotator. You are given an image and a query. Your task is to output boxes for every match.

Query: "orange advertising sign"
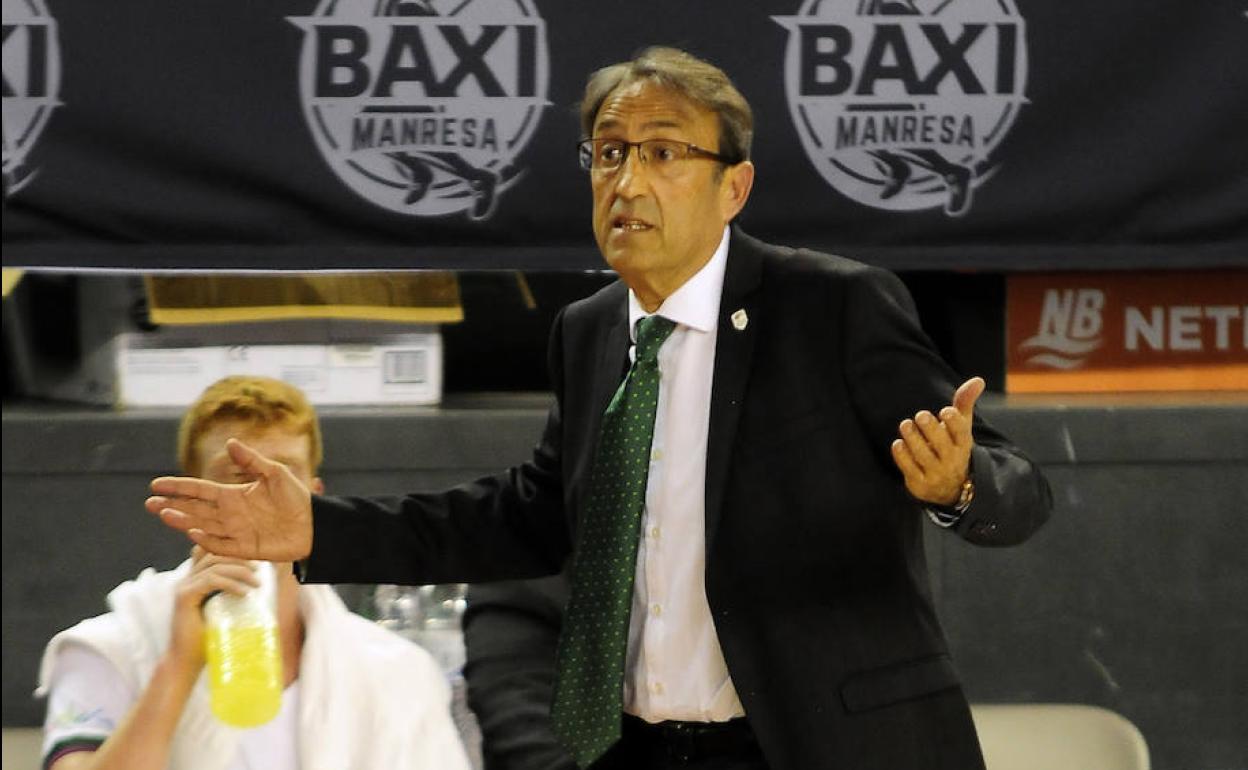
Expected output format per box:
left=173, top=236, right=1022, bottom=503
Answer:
left=1007, top=271, right=1248, bottom=393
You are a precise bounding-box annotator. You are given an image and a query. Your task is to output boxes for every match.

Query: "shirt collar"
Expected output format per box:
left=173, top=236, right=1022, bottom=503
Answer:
left=628, top=226, right=729, bottom=339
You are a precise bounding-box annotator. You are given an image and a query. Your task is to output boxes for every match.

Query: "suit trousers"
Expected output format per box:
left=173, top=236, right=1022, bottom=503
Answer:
left=590, top=715, right=771, bottom=770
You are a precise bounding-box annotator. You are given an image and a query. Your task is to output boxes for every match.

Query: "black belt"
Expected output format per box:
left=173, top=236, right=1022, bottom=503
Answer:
left=621, top=713, right=759, bottom=763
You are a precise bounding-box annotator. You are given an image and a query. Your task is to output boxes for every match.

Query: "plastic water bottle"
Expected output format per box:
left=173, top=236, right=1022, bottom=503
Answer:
left=202, top=561, right=283, bottom=728
left=373, top=583, right=423, bottom=638
left=413, top=584, right=468, bottom=674
left=417, top=585, right=483, bottom=770
left=374, top=583, right=483, bottom=769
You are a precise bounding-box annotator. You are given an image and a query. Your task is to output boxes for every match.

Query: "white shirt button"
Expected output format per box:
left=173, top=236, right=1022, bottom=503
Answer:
left=651, top=681, right=665, bottom=695
left=651, top=448, right=663, bottom=461
left=649, top=526, right=661, bottom=540
left=651, top=604, right=662, bottom=618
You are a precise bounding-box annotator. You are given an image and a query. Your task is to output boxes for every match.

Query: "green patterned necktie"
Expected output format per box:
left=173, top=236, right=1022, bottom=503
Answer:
left=552, top=314, right=676, bottom=768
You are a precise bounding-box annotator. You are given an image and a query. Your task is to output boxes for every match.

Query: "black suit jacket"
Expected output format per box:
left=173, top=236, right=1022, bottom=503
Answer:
left=463, top=575, right=577, bottom=770
left=306, top=228, right=1053, bottom=770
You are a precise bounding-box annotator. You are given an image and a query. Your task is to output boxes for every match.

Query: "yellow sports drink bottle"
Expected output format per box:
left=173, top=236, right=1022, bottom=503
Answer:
left=202, top=561, right=283, bottom=727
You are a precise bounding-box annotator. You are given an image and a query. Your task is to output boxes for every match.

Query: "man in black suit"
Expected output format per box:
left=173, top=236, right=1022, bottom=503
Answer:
left=149, top=47, right=1052, bottom=770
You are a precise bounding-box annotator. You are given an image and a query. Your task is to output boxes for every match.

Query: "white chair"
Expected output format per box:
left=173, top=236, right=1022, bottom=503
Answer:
left=971, top=703, right=1150, bottom=770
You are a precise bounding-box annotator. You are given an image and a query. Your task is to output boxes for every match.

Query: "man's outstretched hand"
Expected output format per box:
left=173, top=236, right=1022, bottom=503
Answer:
left=890, top=376, right=984, bottom=507
left=146, top=438, right=314, bottom=561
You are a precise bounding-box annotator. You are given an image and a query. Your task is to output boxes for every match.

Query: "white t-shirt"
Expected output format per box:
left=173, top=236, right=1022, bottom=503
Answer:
left=43, top=641, right=300, bottom=770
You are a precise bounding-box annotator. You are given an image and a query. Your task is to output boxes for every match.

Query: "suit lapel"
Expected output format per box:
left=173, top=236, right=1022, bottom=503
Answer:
left=591, top=289, right=631, bottom=447
left=564, top=285, right=630, bottom=534
left=705, top=227, right=765, bottom=550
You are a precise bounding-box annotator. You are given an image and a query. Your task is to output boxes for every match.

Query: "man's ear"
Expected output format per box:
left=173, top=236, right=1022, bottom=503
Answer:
left=310, top=477, right=325, bottom=495
left=720, top=160, right=755, bottom=223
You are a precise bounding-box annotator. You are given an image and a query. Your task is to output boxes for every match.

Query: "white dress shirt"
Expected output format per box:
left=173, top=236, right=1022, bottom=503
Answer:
left=621, top=226, right=746, bottom=723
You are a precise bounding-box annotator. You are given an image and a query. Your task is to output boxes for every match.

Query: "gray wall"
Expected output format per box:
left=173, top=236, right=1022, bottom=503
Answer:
left=4, top=393, right=1246, bottom=770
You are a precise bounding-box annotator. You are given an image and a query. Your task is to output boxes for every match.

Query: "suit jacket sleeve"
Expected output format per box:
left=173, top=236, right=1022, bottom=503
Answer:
left=462, top=575, right=576, bottom=770
left=840, top=265, right=1053, bottom=546
left=300, top=310, right=575, bottom=585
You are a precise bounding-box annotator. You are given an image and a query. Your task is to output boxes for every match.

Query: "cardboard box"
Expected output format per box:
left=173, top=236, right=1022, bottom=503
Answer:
left=115, top=321, right=442, bottom=406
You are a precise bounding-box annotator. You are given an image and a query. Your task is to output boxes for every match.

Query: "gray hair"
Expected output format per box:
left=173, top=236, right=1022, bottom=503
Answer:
left=579, top=47, right=753, bottom=163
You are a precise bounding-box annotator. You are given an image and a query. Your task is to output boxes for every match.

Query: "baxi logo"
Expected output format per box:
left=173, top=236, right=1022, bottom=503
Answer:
left=2, top=0, right=61, bottom=197
left=774, top=0, right=1028, bottom=217
left=290, top=0, right=549, bottom=219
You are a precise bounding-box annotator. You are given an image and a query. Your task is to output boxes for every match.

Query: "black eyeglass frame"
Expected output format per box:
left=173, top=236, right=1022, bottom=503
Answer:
left=576, top=138, right=742, bottom=172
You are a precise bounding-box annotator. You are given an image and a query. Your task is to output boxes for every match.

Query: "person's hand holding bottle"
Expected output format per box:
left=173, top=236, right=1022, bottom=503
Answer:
left=167, top=546, right=261, bottom=677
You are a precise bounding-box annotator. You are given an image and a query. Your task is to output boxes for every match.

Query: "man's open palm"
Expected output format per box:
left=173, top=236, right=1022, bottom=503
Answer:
left=146, top=438, right=314, bottom=561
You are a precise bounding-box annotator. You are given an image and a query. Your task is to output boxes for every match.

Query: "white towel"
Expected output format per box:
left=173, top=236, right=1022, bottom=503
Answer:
left=295, top=579, right=471, bottom=770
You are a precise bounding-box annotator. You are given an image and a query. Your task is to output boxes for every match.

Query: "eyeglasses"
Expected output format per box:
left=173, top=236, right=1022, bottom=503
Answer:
left=577, top=138, right=739, bottom=177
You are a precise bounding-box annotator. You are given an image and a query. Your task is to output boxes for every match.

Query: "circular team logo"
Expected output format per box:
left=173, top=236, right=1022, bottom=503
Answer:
left=2, top=0, right=61, bottom=197
left=775, top=0, right=1028, bottom=216
left=290, top=0, right=549, bottom=219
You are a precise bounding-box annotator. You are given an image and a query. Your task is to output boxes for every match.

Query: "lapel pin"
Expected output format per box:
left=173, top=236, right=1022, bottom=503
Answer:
left=731, top=308, right=749, bottom=331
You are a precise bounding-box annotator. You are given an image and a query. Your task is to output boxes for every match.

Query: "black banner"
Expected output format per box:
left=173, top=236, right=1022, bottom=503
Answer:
left=3, top=0, right=1247, bottom=271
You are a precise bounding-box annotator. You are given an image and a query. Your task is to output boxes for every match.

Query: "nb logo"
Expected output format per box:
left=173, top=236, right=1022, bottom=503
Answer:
left=1020, top=289, right=1104, bottom=370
